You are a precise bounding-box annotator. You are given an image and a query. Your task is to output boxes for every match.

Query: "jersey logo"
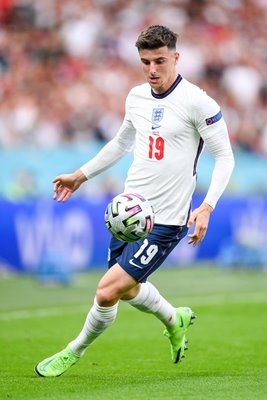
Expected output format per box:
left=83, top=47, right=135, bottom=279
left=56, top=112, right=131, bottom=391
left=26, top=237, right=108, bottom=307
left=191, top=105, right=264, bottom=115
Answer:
left=129, top=259, right=143, bottom=269
left=152, top=107, right=164, bottom=131
left=205, top=110, right=222, bottom=125
left=152, top=107, right=164, bottom=123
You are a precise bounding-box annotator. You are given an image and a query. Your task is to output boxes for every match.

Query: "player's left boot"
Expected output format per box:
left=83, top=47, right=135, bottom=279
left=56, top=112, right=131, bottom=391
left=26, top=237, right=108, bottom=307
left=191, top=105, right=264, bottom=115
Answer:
left=163, top=307, right=196, bottom=364
left=34, top=345, right=80, bottom=377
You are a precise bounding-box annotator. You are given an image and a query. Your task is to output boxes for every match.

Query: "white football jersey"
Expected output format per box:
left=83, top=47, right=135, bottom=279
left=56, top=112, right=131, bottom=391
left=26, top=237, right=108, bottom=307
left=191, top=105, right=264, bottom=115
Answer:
left=118, top=75, right=232, bottom=225
left=81, top=75, right=234, bottom=226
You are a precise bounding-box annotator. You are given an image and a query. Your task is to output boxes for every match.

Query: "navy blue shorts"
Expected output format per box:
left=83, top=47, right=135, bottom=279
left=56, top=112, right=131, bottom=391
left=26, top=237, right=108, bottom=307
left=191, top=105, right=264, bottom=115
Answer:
left=107, top=224, right=188, bottom=283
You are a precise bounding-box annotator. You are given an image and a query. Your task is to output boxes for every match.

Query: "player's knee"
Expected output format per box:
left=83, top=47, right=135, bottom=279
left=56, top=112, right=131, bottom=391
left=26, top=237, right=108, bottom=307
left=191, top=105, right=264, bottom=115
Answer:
left=96, top=286, right=120, bottom=306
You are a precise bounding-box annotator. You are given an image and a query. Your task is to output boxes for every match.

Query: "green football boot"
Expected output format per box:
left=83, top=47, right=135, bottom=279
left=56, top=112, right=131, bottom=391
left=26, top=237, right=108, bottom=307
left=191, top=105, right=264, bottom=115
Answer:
left=34, top=345, right=80, bottom=377
left=163, top=307, right=196, bottom=364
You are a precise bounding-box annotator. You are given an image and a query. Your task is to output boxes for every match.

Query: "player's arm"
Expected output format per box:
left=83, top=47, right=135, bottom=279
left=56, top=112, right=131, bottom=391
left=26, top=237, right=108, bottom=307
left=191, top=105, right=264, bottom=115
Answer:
left=188, top=99, right=235, bottom=246
left=80, top=119, right=135, bottom=180
left=53, top=118, right=136, bottom=202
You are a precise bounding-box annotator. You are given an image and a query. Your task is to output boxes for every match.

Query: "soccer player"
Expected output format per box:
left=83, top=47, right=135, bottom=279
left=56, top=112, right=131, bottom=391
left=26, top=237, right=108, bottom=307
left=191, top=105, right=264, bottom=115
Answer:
left=35, top=25, right=234, bottom=377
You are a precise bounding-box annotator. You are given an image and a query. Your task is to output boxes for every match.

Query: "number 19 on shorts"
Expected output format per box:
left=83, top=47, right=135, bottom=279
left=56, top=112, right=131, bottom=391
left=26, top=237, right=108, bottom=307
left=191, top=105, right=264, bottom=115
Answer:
left=148, top=136, right=165, bottom=160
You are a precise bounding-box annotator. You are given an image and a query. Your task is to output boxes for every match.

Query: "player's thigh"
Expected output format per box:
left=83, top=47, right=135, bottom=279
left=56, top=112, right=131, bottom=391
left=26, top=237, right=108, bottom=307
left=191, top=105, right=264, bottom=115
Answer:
left=96, top=262, right=138, bottom=305
left=115, top=224, right=188, bottom=283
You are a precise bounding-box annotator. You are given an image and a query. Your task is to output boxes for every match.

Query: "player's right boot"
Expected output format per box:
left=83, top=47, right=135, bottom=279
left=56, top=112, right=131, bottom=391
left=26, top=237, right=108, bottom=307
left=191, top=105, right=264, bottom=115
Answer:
left=34, top=345, right=80, bottom=377
left=163, top=307, right=196, bottom=364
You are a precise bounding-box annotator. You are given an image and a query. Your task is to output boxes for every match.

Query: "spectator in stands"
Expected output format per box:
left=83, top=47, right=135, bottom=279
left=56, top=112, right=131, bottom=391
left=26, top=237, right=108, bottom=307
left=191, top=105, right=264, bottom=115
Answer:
left=0, top=0, right=267, bottom=197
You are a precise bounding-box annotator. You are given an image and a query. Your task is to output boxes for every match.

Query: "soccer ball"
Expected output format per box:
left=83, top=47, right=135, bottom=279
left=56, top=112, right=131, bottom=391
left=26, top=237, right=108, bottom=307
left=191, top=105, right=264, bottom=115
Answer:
left=105, top=193, right=155, bottom=242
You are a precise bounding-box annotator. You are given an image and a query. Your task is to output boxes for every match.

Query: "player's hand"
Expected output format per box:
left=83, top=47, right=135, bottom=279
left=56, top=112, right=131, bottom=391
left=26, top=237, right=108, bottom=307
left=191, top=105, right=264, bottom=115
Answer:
left=52, top=169, right=87, bottom=202
left=187, top=202, right=213, bottom=247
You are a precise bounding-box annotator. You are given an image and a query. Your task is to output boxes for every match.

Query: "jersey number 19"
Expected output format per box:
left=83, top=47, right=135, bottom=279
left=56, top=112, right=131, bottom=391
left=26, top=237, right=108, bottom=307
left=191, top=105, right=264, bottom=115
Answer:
left=148, top=136, right=165, bottom=160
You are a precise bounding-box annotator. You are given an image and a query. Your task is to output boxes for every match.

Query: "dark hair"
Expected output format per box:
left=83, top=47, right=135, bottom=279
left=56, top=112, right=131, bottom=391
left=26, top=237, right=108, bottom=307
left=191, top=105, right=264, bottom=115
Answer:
left=135, top=25, right=178, bottom=51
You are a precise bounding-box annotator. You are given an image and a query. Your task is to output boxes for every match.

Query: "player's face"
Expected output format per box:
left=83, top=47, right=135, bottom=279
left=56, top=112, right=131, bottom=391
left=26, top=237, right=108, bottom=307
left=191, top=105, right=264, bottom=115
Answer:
left=139, top=46, right=179, bottom=94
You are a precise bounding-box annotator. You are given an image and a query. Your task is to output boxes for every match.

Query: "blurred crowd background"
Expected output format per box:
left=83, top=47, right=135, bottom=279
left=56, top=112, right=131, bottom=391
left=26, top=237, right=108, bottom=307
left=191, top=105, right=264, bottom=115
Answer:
left=1, top=0, right=267, bottom=199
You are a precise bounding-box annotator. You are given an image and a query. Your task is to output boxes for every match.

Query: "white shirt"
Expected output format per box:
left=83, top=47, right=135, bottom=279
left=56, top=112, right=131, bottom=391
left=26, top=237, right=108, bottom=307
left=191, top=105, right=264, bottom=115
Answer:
left=81, top=75, right=234, bottom=225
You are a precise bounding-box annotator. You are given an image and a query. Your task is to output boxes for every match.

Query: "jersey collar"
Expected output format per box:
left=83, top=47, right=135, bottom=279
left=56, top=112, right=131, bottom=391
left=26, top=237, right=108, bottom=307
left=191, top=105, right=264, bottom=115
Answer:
left=151, top=74, right=183, bottom=99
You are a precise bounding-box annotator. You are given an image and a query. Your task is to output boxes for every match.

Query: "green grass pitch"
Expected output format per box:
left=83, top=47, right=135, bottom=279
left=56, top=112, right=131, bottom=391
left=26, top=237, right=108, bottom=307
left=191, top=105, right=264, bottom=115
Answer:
left=0, top=265, right=267, bottom=400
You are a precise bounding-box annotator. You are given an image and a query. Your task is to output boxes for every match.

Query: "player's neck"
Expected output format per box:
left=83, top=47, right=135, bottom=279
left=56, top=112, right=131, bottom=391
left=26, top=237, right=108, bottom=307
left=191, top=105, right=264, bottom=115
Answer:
left=151, top=74, right=181, bottom=98
left=152, top=74, right=179, bottom=95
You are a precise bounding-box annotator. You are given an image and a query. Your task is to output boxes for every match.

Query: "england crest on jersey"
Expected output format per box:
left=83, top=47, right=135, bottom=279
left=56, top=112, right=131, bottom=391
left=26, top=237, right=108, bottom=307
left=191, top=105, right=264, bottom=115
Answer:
left=152, top=107, right=164, bottom=123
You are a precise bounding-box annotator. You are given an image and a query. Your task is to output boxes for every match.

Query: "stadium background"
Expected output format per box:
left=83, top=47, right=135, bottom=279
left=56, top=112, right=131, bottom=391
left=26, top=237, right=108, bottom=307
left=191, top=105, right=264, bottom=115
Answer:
left=0, top=0, right=267, bottom=276
left=1, top=2, right=267, bottom=399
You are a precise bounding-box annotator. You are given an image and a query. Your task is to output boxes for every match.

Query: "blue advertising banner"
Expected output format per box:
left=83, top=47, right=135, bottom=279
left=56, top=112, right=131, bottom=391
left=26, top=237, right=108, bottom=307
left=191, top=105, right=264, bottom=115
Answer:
left=0, top=198, right=110, bottom=273
left=0, top=195, right=266, bottom=274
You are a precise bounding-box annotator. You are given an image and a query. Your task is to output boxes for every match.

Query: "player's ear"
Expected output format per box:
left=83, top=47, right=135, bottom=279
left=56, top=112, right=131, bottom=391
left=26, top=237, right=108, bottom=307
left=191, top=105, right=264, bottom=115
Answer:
left=175, top=52, right=180, bottom=64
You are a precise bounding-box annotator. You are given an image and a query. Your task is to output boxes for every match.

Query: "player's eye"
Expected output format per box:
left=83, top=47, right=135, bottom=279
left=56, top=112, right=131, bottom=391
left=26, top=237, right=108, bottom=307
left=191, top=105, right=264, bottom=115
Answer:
left=156, top=58, right=165, bottom=64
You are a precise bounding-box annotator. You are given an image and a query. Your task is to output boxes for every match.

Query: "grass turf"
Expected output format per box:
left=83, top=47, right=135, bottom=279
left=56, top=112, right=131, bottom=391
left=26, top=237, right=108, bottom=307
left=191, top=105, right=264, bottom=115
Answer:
left=0, top=265, right=267, bottom=400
